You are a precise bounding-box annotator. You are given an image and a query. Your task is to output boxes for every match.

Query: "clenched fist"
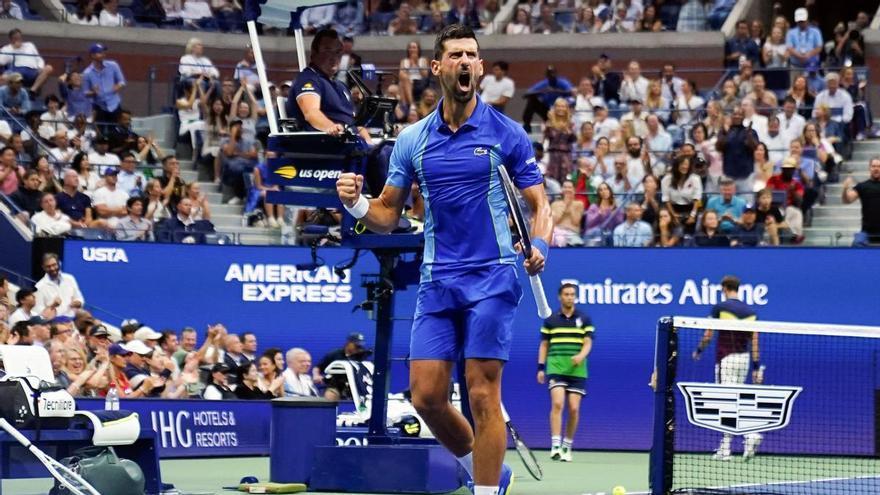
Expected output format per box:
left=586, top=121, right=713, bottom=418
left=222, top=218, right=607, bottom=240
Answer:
left=337, top=173, right=364, bottom=208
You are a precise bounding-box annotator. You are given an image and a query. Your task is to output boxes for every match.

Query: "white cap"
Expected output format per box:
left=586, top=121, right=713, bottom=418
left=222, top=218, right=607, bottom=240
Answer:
left=134, top=326, right=162, bottom=341
left=123, top=339, right=153, bottom=356
left=794, top=8, right=808, bottom=23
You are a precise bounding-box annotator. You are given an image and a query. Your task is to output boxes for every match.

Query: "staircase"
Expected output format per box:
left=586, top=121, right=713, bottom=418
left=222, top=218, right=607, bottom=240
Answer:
left=803, top=138, right=878, bottom=246
left=175, top=158, right=284, bottom=246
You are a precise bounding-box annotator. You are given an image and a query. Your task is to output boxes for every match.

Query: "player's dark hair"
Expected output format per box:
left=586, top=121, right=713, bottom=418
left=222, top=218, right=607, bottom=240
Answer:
left=721, top=275, right=740, bottom=292
left=433, top=24, right=479, bottom=61
left=559, top=283, right=578, bottom=295
left=310, top=28, right=340, bottom=54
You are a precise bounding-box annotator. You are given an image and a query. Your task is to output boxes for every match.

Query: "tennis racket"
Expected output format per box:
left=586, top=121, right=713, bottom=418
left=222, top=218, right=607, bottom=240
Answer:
left=0, top=418, right=102, bottom=495
left=501, top=403, right=543, bottom=481
left=497, top=164, right=552, bottom=319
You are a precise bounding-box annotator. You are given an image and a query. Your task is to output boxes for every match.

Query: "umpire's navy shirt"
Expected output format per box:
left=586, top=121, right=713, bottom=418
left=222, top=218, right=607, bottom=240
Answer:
left=286, top=65, right=355, bottom=131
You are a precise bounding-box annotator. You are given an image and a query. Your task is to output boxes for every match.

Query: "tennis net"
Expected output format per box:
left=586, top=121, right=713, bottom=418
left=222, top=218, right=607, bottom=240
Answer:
left=650, top=316, right=880, bottom=494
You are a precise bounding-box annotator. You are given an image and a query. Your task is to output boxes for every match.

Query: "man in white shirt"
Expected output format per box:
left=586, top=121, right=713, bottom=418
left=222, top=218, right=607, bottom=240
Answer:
left=38, top=95, right=70, bottom=141
left=572, top=77, right=604, bottom=131
left=645, top=114, right=672, bottom=172
left=283, top=348, right=320, bottom=397
left=35, top=253, right=84, bottom=318
left=88, top=136, right=121, bottom=171
left=620, top=98, right=648, bottom=139
left=777, top=96, right=805, bottom=144
left=660, top=63, right=685, bottom=103
left=0, top=0, right=23, bottom=19
left=812, top=72, right=853, bottom=125
left=99, top=0, right=127, bottom=26
left=592, top=105, right=620, bottom=139
left=178, top=38, right=219, bottom=80
left=741, top=98, right=768, bottom=142
left=619, top=60, right=649, bottom=105
left=92, top=168, right=129, bottom=227
left=763, top=116, right=788, bottom=164
left=0, top=29, right=53, bottom=93
left=479, top=61, right=515, bottom=114
left=47, top=130, right=77, bottom=167
left=31, top=192, right=72, bottom=237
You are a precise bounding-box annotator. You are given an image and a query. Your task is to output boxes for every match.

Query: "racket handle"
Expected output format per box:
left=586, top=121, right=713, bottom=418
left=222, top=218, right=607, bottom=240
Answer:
left=529, top=274, right=552, bottom=319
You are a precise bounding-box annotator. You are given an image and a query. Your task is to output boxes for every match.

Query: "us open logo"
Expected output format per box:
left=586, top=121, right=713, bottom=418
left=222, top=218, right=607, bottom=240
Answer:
left=678, top=382, right=802, bottom=435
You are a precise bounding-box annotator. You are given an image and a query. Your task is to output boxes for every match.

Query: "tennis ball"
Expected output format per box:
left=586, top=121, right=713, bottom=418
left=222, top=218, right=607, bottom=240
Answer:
left=612, top=486, right=626, bottom=495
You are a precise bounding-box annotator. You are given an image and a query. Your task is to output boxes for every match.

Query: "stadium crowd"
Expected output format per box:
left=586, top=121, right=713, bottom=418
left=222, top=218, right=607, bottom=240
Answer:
left=0, top=255, right=358, bottom=400
left=1, top=4, right=879, bottom=246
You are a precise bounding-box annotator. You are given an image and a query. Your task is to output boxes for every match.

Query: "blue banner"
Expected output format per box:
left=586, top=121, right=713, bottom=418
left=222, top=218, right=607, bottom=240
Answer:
left=64, top=241, right=880, bottom=452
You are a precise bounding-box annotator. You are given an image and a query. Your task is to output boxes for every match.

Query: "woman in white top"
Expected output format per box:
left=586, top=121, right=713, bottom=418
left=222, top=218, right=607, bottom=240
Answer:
left=98, top=0, right=127, bottom=26
left=72, top=152, right=100, bottom=196
left=572, top=77, right=603, bottom=130
left=506, top=7, right=531, bottom=34
left=178, top=38, right=220, bottom=81
left=68, top=0, right=99, bottom=25
left=144, top=178, right=171, bottom=223
left=398, top=41, right=429, bottom=107
left=176, top=77, right=205, bottom=153
left=762, top=26, right=788, bottom=68
left=185, top=182, right=211, bottom=221
left=673, top=80, right=705, bottom=128
left=661, top=154, right=702, bottom=232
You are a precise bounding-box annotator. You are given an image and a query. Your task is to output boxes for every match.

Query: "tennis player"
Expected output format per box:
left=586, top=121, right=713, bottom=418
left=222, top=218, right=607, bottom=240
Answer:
left=692, top=275, right=763, bottom=461
left=336, top=24, right=552, bottom=495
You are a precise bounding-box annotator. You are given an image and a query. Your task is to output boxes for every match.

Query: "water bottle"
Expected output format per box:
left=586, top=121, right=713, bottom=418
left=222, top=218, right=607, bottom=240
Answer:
left=105, top=383, right=120, bottom=411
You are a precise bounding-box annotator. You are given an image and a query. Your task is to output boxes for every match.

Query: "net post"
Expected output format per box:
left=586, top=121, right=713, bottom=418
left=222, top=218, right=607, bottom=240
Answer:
left=650, top=317, right=677, bottom=495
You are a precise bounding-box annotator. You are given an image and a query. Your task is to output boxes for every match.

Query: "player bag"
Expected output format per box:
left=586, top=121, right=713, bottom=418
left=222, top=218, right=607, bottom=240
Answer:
left=49, top=446, right=145, bottom=495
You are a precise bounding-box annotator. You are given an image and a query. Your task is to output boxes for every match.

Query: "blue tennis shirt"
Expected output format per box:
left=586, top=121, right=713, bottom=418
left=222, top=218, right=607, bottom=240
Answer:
left=387, top=96, right=544, bottom=282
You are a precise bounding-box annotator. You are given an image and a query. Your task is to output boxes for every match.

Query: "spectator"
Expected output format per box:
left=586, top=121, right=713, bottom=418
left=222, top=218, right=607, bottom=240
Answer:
left=179, top=38, right=219, bottom=82
left=776, top=96, right=805, bottom=144
left=716, top=107, right=758, bottom=193
left=203, top=363, right=235, bottom=399
left=522, top=66, right=573, bottom=133
left=572, top=78, right=603, bottom=130
left=115, top=153, right=144, bottom=197
left=584, top=182, right=623, bottom=244
left=766, top=157, right=804, bottom=207
left=760, top=116, right=787, bottom=165
left=532, top=3, right=561, bottom=34
left=550, top=180, right=584, bottom=247
left=39, top=95, right=70, bottom=141
left=619, top=61, right=649, bottom=105
left=56, top=168, right=99, bottom=228
left=71, top=152, right=100, bottom=196
left=0, top=146, right=22, bottom=195
left=639, top=174, right=660, bottom=226
left=762, top=25, right=788, bottom=68
left=746, top=74, right=777, bottom=116
left=592, top=136, right=613, bottom=178
left=88, top=135, right=120, bottom=171
left=211, top=0, right=242, bottom=31
left=161, top=196, right=215, bottom=242
left=0, top=0, right=22, bottom=19
left=388, top=2, right=418, bottom=35
left=106, top=109, right=140, bottom=156
left=69, top=0, right=99, bottom=25
left=543, top=98, right=575, bottom=182
left=692, top=209, right=730, bottom=247
left=301, top=3, right=337, bottom=34
left=234, top=362, right=274, bottom=399
left=601, top=2, right=634, bottom=32
left=31, top=193, right=72, bottom=237
left=590, top=54, right=621, bottom=107
left=814, top=104, right=845, bottom=148
left=446, top=0, right=479, bottom=29
left=0, top=29, right=53, bottom=93
left=573, top=5, right=600, bottom=33
left=842, top=158, right=880, bottom=246
left=828, top=22, right=865, bottom=68
left=802, top=122, right=837, bottom=182
left=840, top=66, right=874, bottom=141
left=612, top=202, right=652, bottom=247
left=33, top=157, right=61, bottom=194
left=159, top=156, right=186, bottom=207
left=46, top=130, right=78, bottom=169
left=144, top=178, right=170, bottom=223
left=185, top=182, right=211, bottom=221
left=229, top=81, right=259, bottom=141
left=250, top=159, right=282, bottom=228
left=315, top=332, right=371, bottom=399
left=257, top=351, right=283, bottom=397
left=99, top=0, right=127, bottom=26
left=813, top=72, right=853, bottom=128
left=593, top=105, right=620, bottom=142
left=415, top=87, right=438, bottom=119
left=222, top=333, right=248, bottom=371
left=624, top=136, right=651, bottom=185
left=676, top=0, right=708, bottom=32
left=9, top=287, right=55, bottom=326
left=479, top=61, right=514, bottom=114
left=645, top=115, right=672, bottom=172
left=661, top=154, right=701, bottom=230
left=655, top=208, right=683, bottom=247
left=573, top=121, right=595, bottom=157
left=732, top=206, right=763, bottom=247
left=116, top=196, right=153, bottom=241
left=752, top=142, right=773, bottom=192
left=83, top=43, right=126, bottom=125
left=92, top=167, right=129, bottom=228
left=9, top=168, right=41, bottom=216
left=282, top=348, right=319, bottom=397
left=781, top=138, right=821, bottom=213
left=733, top=59, right=754, bottom=97
left=672, top=80, right=704, bottom=129
left=717, top=78, right=739, bottom=114
left=786, top=8, right=822, bottom=69
left=0, top=72, right=30, bottom=116
left=786, top=74, right=815, bottom=121
left=398, top=41, right=429, bottom=107
left=659, top=64, right=684, bottom=107
left=220, top=119, right=257, bottom=204
left=506, top=7, right=531, bottom=34
left=705, top=177, right=746, bottom=233
left=724, top=20, right=759, bottom=68
left=569, top=156, right=601, bottom=206
left=133, top=0, right=165, bottom=24
left=35, top=253, right=84, bottom=319
left=608, top=154, right=636, bottom=196
left=638, top=4, right=662, bottom=32
left=334, top=0, right=364, bottom=36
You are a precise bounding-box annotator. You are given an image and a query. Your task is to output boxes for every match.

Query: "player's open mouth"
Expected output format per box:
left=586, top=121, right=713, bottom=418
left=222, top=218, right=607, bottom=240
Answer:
left=457, top=72, right=471, bottom=91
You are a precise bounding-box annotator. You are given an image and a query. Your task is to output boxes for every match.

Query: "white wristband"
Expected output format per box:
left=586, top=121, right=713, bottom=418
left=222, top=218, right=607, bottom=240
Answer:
left=344, top=195, right=370, bottom=219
